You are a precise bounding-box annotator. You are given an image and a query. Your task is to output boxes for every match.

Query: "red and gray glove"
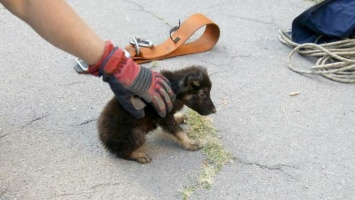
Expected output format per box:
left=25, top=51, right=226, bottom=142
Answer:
left=88, top=41, right=175, bottom=119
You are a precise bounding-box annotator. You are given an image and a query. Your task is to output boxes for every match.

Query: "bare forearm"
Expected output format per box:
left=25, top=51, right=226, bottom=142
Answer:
left=1, top=0, right=105, bottom=65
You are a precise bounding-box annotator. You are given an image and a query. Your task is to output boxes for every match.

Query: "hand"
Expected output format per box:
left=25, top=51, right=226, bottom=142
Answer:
left=88, top=41, right=176, bottom=119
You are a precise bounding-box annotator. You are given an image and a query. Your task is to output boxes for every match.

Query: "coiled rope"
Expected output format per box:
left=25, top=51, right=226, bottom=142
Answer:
left=278, top=30, right=355, bottom=83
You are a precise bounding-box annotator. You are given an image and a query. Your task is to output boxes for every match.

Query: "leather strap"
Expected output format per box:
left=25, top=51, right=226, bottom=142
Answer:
left=124, top=13, right=220, bottom=64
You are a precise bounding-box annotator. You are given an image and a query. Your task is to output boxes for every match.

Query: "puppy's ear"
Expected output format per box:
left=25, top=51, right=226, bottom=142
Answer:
left=187, top=73, right=202, bottom=87
left=178, top=71, right=203, bottom=93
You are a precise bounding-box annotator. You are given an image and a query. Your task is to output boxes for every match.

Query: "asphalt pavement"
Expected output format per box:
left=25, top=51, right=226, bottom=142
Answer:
left=1, top=0, right=355, bottom=199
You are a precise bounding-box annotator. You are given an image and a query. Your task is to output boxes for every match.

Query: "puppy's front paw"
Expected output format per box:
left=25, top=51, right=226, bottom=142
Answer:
left=175, top=131, right=202, bottom=151
left=184, top=140, right=202, bottom=151
left=174, top=112, right=187, bottom=124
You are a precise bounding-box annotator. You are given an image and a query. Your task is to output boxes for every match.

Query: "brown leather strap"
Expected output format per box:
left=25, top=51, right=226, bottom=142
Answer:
left=124, top=13, right=220, bottom=64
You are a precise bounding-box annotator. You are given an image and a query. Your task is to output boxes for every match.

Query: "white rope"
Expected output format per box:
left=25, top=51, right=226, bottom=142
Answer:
left=278, top=30, right=355, bottom=83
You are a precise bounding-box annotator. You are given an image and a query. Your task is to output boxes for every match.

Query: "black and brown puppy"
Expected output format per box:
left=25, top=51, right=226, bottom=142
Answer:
left=97, top=66, right=216, bottom=163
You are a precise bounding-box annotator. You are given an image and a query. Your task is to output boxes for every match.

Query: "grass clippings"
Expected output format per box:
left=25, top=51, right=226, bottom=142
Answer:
left=150, top=60, right=160, bottom=70
left=309, top=0, right=324, bottom=3
left=289, top=91, right=300, bottom=96
left=179, top=109, right=234, bottom=200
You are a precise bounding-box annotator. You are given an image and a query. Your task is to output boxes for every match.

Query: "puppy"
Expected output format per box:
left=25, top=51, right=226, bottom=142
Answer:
left=97, top=66, right=216, bottom=163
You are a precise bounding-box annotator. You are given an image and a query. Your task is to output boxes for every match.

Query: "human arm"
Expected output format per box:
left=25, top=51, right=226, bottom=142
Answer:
left=0, top=0, right=104, bottom=65
left=0, top=0, right=175, bottom=118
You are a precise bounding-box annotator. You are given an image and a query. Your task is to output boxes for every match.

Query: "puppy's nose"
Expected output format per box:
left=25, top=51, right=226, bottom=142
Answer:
left=211, top=107, right=217, bottom=114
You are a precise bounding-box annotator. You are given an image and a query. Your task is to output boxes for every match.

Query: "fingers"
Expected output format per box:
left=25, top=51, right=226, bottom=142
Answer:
left=153, top=73, right=176, bottom=117
left=155, top=72, right=176, bottom=104
left=158, top=84, right=174, bottom=111
left=139, top=72, right=176, bottom=117
left=150, top=85, right=175, bottom=118
left=147, top=91, right=174, bottom=118
left=151, top=95, right=167, bottom=118
left=154, top=72, right=169, bottom=83
left=140, top=91, right=169, bottom=118
left=159, top=78, right=176, bottom=103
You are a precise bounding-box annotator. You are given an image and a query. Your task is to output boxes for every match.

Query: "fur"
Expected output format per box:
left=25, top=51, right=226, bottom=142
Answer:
left=97, top=66, right=216, bottom=163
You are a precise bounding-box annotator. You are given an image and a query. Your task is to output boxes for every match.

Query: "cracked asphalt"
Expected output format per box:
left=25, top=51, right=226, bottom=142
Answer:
left=1, top=0, right=355, bottom=199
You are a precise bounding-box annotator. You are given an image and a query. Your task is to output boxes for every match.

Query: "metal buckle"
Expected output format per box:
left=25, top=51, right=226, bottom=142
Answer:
left=74, top=58, right=88, bottom=74
left=129, top=37, right=154, bottom=56
left=74, top=48, right=131, bottom=74
left=169, top=20, right=181, bottom=43
left=123, top=49, right=131, bottom=58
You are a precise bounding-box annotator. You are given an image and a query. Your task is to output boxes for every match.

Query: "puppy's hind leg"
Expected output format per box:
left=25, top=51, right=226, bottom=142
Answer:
left=128, top=147, right=152, bottom=164
left=115, top=128, right=152, bottom=164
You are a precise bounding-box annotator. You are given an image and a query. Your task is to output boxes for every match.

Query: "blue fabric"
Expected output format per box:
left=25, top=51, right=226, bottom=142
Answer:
left=292, top=0, right=355, bottom=44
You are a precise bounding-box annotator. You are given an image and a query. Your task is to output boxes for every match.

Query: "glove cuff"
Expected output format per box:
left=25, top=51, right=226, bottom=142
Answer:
left=87, top=40, right=115, bottom=76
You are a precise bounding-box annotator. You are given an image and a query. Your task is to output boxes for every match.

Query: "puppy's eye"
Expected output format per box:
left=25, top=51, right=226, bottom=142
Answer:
left=199, top=92, right=206, bottom=99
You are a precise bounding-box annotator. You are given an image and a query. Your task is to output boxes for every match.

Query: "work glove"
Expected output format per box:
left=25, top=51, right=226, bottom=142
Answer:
left=88, top=41, right=175, bottom=119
